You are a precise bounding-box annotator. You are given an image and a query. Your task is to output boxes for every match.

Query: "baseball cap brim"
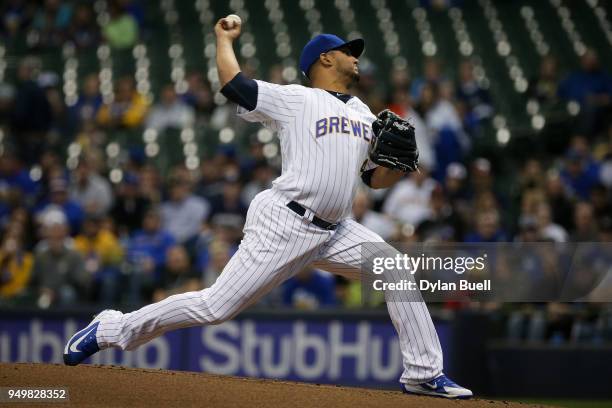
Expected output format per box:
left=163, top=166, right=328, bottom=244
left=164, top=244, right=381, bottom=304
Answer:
left=333, top=38, right=365, bottom=59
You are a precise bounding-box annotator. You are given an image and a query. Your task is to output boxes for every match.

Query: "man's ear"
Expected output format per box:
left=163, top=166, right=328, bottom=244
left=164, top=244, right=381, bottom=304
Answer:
left=319, top=52, right=333, bottom=68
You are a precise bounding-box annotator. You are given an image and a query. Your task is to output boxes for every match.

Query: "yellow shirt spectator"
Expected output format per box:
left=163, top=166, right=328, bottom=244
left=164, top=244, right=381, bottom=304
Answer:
left=74, top=229, right=123, bottom=266
left=97, top=77, right=148, bottom=129
left=0, top=251, right=33, bottom=298
left=97, top=93, right=149, bottom=129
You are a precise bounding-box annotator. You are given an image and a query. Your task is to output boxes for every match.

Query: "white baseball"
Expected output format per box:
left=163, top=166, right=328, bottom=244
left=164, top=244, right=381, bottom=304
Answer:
left=224, top=14, right=242, bottom=28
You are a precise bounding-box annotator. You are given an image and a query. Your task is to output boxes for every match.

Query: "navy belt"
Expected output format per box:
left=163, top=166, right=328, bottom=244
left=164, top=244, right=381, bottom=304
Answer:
left=287, top=201, right=338, bottom=230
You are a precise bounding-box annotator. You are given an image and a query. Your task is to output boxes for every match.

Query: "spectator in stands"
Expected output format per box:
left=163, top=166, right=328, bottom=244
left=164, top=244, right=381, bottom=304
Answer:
left=201, top=239, right=231, bottom=288
left=74, top=120, right=107, bottom=156
left=444, top=162, right=469, bottom=205
left=160, top=174, right=210, bottom=245
left=153, top=245, right=199, bottom=302
left=464, top=210, right=508, bottom=242
left=70, top=74, right=103, bottom=126
left=569, top=134, right=601, bottom=170
left=7, top=206, right=30, bottom=238
left=97, top=77, right=148, bottom=129
left=387, top=88, right=436, bottom=171
left=1, top=0, right=36, bottom=41
left=456, top=59, right=493, bottom=131
left=197, top=159, right=225, bottom=201
left=282, top=268, right=337, bottom=309
left=420, top=81, right=469, bottom=176
left=417, top=184, right=464, bottom=242
left=181, top=72, right=215, bottom=117
left=389, top=65, right=411, bottom=95
left=590, top=183, right=612, bottom=223
left=208, top=176, right=247, bottom=227
left=10, top=57, right=52, bottom=164
left=599, top=153, right=612, bottom=190
left=594, top=124, right=612, bottom=160
left=584, top=217, right=612, bottom=303
left=420, top=80, right=462, bottom=131
left=411, top=57, right=445, bottom=103
left=28, top=151, right=67, bottom=219
left=0, top=203, right=11, bottom=241
left=520, top=186, right=547, bottom=218
left=383, top=168, right=438, bottom=227
left=102, top=0, right=138, bottom=49
left=37, top=71, right=76, bottom=144
left=352, top=190, right=396, bottom=241
left=388, top=87, right=411, bottom=119
left=0, top=83, right=15, bottom=127
left=545, top=170, right=574, bottom=231
left=240, top=160, right=275, bottom=204
left=126, top=208, right=175, bottom=302
left=110, top=172, right=151, bottom=235
left=127, top=207, right=175, bottom=278
left=69, top=158, right=113, bottom=216
left=536, top=202, right=568, bottom=243
left=121, top=0, right=145, bottom=28
left=514, top=215, right=542, bottom=243
left=30, top=0, right=72, bottom=48
left=518, top=158, right=545, bottom=193
left=68, top=3, right=100, bottom=49
left=35, top=178, right=84, bottom=235
left=469, top=157, right=497, bottom=198
left=39, top=71, right=73, bottom=140
left=0, top=225, right=33, bottom=301
left=472, top=190, right=501, bottom=219
left=74, top=216, right=123, bottom=303
left=528, top=55, right=560, bottom=106
left=571, top=202, right=599, bottom=242
left=0, top=151, right=39, bottom=205
left=31, top=210, right=88, bottom=308
left=560, top=149, right=600, bottom=200
left=146, top=84, right=195, bottom=132
left=558, top=49, right=612, bottom=135
left=138, top=164, right=162, bottom=203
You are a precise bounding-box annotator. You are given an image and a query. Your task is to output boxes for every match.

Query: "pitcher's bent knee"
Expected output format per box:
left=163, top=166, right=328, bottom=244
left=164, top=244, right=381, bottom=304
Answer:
left=198, top=288, right=241, bottom=325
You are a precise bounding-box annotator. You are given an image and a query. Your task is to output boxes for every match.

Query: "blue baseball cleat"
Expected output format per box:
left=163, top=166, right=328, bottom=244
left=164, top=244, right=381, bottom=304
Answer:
left=401, top=374, right=473, bottom=399
left=63, top=311, right=109, bottom=366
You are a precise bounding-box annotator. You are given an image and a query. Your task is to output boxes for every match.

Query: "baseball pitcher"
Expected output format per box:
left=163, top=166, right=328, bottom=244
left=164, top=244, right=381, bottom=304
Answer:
left=64, top=14, right=472, bottom=399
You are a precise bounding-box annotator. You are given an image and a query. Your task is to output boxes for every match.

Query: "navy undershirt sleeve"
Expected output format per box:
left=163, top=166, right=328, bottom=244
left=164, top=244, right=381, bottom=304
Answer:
left=220, top=72, right=258, bottom=111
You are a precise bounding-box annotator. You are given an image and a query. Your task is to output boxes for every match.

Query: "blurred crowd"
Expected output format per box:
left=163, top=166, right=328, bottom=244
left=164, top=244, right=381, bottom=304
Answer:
left=1, top=0, right=612, bottom=344
left=2, top=0, right=142, bottom=50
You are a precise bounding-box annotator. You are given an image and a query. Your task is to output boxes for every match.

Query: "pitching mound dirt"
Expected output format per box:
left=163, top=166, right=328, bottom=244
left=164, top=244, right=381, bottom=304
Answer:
left=1, top=363, right=547, bottom=407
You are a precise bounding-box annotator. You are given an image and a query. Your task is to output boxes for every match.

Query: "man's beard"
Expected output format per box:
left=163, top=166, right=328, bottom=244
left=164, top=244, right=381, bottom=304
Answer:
left=342, top=67, right=360, bottom=89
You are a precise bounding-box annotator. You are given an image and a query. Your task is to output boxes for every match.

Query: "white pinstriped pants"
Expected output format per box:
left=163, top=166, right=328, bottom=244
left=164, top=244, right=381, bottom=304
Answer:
left=96, top=189, right=443, bottom=384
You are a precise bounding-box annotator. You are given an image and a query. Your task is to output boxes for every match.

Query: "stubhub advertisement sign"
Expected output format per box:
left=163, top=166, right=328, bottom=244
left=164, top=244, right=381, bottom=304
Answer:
left=0, top=313, right=450, bottom=388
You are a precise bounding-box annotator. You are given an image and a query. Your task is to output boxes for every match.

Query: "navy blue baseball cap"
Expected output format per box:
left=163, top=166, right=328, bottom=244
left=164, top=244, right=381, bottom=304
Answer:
left=299, top=34, right=365, bottom=78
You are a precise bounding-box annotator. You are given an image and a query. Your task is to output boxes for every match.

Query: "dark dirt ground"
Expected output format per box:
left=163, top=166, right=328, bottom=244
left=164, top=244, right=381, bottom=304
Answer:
left=0, top=363, right=552, bottom=407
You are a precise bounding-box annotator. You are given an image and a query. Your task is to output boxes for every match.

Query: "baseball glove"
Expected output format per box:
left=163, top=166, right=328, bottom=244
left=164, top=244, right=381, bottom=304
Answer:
left=369, top=109, right=419, bottom=172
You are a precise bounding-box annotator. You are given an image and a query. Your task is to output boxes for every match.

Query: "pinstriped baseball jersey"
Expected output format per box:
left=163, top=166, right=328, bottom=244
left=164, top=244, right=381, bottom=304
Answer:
left=238, top=80, right=377, bottom=222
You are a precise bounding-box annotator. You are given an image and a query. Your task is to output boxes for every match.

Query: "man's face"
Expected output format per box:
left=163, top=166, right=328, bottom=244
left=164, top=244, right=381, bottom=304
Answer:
left=47, top=224, right=67, bottom=252
left=83, top=75, right=99, bottom=97
left=170, top=182, right=189, bottom=201
left=83, top=220, right=99, bottom=238
left=143, top=212, right=160, bottom=232
left=327, top=46, right=360, bottom=86
left=166, top=246, right=189, bottom=274
left=50, top=190, right=67, bottom=204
